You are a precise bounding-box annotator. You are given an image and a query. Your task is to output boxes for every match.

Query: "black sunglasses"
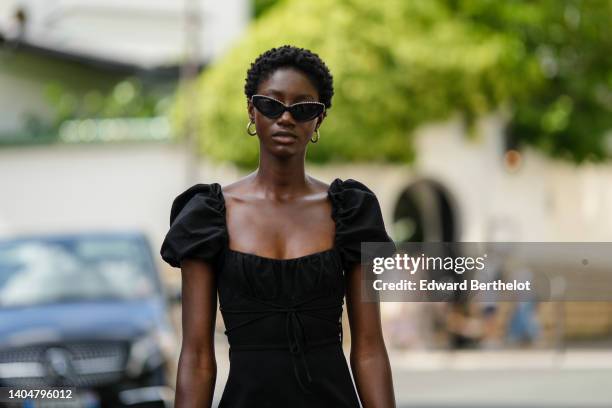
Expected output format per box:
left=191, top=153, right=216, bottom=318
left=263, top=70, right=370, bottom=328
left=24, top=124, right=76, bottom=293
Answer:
left=251, top=94, right=326, bottom=122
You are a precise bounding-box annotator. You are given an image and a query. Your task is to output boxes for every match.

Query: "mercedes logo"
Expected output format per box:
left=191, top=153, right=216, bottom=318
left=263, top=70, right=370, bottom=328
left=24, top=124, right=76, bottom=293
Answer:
left=44, top=347, right=74, bottom=381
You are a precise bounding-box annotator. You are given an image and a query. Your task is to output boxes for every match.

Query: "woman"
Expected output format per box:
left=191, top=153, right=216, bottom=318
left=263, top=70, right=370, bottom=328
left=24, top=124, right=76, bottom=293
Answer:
left=161, top=45, right=396, bottom=408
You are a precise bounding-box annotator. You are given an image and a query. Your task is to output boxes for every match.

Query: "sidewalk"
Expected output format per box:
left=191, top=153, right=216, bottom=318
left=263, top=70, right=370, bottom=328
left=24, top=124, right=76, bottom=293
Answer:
left=390, top=349, right=612, bottom=408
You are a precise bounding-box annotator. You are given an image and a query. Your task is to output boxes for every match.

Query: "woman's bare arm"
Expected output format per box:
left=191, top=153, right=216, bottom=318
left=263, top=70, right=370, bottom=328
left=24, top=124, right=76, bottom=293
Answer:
left=346, top=263, right=396, bottom=408
left=174, top=259, right=218, bottom=408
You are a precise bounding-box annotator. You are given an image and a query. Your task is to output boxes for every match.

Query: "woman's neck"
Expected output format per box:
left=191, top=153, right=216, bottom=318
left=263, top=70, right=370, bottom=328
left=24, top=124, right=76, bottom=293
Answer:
left=252, top=155, right=309, bottom=200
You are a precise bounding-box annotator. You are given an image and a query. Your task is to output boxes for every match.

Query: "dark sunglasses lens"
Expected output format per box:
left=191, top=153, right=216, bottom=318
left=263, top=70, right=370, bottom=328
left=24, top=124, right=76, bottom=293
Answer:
left=290, top=103, right=324, bottom=121
left=253, top=97, right=284, bottom=118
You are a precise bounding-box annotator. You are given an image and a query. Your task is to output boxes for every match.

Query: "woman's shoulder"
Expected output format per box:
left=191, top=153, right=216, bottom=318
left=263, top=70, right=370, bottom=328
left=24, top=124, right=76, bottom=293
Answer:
left=168, top=182, right=225, bottom=225
left=328, top=177, right=381, bottom=206
left=328, top=177, right=394, bottom=269
left=160, top=182, right=227, bottom=268
left=217, top=175, right=256, bottom=204
left=305, top=175, right=332, bottom=197
left=327, top=177, right=387, bottom=228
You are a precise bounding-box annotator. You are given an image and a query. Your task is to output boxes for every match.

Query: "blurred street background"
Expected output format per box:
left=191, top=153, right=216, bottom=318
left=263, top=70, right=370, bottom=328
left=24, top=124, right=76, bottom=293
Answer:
left=1, top=1, right=611, bottom=407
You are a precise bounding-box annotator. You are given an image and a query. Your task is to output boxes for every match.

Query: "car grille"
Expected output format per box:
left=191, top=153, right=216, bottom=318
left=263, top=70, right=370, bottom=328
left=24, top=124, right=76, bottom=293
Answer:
left=0, top=341, right=129, bottom=388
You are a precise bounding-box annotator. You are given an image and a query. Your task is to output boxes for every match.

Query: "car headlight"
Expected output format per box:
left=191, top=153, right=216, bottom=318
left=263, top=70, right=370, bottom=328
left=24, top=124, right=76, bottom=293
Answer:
left=126, top=330, right=175, bottom=378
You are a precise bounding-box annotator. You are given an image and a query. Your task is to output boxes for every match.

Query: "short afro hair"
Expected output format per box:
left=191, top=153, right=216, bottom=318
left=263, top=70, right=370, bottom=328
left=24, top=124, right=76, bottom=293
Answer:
left=244, top=45, right=334, bottom=109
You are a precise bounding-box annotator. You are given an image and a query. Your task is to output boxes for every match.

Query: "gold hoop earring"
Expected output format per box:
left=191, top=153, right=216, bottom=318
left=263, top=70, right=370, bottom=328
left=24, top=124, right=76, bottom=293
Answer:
left=310, top=129, right=320, bottom=143
left=246, top=120, right=257, bottom=136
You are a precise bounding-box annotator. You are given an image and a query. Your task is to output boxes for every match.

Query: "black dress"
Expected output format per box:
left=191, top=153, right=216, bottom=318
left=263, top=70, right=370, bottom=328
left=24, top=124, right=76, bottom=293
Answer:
left=160, top=178, right=395, bottom=408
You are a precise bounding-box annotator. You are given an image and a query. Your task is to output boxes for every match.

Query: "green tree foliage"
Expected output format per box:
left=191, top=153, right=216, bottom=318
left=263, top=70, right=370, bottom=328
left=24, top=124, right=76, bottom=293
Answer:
left=253, top=0, right=284, bottom=19
left=176, top=0, right=612, bottom=168
left=487, top=0, right=612, bottom=162
left=45, top=78, right=168, bottom=129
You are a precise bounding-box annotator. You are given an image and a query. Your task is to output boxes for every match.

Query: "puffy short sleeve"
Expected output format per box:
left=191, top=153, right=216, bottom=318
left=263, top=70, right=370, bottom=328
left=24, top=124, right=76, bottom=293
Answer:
left=160, top=183, right=227, bottom=268
left=329, top=178, right=396, bottom=271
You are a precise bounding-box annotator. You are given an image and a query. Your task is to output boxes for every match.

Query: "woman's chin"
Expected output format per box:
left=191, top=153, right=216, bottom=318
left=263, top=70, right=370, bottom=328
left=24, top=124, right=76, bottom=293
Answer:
left=265, top=144, right=304, bottom=158
left=261, top=139, right=305, bottom=156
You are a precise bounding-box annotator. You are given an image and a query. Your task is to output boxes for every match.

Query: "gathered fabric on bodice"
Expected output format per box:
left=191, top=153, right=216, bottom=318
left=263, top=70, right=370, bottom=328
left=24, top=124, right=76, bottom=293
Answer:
left=160, top=178, right=394, bottom=407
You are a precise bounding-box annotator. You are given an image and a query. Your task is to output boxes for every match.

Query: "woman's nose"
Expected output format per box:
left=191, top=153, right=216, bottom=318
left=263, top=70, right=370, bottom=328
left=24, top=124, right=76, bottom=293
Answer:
left=277, top=109, right=295, bottom=124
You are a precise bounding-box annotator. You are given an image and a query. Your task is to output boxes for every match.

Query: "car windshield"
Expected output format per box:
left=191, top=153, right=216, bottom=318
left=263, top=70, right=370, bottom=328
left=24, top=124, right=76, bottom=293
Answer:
left=0, top=235, right=159, bottom=307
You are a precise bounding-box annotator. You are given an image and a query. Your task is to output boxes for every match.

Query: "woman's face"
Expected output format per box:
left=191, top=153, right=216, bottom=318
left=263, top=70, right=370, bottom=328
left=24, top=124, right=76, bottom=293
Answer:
left=248, top=67, right=325, bottom=157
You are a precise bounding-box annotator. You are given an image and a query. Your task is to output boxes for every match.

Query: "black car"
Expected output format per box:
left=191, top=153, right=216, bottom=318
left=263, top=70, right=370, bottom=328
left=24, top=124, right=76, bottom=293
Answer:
left=0, top=232, right=178, bottom=407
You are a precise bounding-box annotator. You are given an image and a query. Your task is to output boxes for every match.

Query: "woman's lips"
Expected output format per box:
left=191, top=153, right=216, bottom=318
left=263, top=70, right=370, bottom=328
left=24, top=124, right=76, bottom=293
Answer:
left=272, top=132, right=297, bottom=144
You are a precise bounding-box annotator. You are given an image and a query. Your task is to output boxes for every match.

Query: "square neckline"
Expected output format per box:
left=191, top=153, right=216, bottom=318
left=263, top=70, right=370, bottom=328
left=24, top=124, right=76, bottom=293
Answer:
left=226, top=247, right=338, bottom=263
left=217, top=181, right=340, bottom=262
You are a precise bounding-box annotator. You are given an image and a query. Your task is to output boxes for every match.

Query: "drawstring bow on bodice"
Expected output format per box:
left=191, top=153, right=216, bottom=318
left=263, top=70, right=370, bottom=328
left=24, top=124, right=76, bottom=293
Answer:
left=220, top=292, right=344, bottom=394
